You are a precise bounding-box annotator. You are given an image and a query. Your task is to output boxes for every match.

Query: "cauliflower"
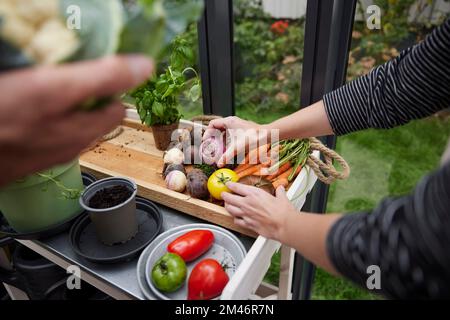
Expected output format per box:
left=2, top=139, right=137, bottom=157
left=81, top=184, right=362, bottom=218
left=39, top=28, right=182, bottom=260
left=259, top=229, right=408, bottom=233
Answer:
left=28, top=19, right=79, bottom=65
left=15, top=0, right=59, bottom=27
left=0, top=0, right=79, bottom=65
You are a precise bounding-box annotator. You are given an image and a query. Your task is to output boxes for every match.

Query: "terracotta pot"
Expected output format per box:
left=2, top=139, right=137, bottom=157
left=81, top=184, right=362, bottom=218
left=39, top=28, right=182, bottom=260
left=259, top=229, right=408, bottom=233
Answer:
left=151, top=122, right=180, bottom=151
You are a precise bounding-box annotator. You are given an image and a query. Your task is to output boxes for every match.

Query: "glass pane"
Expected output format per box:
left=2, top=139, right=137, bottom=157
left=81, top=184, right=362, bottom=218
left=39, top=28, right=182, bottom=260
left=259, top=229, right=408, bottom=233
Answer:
left=312, top=1, right=450, bottom=300
left=174, top=23, right=204, bottom=120
left=232, top=0, right=307, bottom=287
left=233, top=0, right=306, bottom=124
left=123, top=0, right=203, bottom=122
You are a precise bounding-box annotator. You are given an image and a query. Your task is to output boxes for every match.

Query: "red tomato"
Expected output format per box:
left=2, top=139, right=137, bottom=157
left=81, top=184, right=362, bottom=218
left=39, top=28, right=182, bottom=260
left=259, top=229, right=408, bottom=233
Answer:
left=167, top=230, right=214, bottom=262
left=188, top=259, right=229, bottom=300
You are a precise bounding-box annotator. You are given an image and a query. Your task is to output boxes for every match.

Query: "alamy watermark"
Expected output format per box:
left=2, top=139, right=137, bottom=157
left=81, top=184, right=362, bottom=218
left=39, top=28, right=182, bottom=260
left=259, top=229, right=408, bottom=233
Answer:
left=366, top=265, right=381, bottom=290
left=66, top=5, right=81, bottom=30
left=66, top=265, right=81, bottom=290
left=366, top=5, right=381, bottom=30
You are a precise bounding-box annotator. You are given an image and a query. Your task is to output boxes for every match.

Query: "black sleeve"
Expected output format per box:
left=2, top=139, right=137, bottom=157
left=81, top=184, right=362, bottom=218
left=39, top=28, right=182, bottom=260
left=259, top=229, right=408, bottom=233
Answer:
left=323, top=18, right=450, bottom=136
left=326, top=160, right=450, bottom=299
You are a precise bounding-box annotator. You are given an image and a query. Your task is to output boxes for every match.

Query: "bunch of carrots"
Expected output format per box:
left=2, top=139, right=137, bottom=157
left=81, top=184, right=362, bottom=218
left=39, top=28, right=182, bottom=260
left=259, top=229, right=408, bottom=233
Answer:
left=234, top=139, right=311, bottom=189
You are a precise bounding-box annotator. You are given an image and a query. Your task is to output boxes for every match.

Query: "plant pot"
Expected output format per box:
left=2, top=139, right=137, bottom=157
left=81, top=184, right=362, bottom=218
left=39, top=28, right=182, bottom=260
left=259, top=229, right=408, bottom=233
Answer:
left=0, top=160, right=84, bottom=233
left=0, top=244, right=67, bottom=300
left=151, top=122, right=180, bottom=151
left=79, top=177, right=138, bottom=246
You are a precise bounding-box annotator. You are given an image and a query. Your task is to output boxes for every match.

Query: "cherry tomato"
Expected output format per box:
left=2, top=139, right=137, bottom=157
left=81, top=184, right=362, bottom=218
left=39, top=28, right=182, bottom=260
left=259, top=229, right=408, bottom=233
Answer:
left=167, top=230, right=214, bottom=262
left=207, top=169, right=239, bottom=200
left=188, top=259, right=229, bottom=300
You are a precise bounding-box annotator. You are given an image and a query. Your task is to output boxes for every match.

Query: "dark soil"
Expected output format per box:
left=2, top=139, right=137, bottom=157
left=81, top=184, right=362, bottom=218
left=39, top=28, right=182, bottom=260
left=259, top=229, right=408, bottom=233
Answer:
left=89, top=185, right=133, bottom=209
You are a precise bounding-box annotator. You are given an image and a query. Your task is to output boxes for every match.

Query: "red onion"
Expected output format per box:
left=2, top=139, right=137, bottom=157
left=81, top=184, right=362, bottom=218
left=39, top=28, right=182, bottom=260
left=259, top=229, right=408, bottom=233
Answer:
left=199, top=134, right=225, bottom=165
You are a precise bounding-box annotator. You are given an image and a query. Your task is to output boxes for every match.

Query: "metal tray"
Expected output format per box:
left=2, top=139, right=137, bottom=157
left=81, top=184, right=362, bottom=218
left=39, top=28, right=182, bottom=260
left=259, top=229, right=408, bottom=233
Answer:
left=70, top=196, right=162, bottom=264
left=137, top=223, right=246, bottom=300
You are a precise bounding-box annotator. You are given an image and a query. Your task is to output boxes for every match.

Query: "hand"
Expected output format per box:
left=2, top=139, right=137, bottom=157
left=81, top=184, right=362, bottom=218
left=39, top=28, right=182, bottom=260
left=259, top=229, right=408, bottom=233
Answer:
left=202, top=116, right=271, bottom=167
left=221, top=182, right=296, bottom=241
left=0, top=55, right=153, bottom=186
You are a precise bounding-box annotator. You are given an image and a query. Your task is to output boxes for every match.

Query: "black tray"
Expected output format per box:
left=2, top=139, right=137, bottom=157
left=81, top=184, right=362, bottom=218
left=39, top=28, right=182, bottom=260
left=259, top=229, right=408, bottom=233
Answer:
left=0, top=172, right=96, bottom=242
left=69, top=196, right=163, bottom=264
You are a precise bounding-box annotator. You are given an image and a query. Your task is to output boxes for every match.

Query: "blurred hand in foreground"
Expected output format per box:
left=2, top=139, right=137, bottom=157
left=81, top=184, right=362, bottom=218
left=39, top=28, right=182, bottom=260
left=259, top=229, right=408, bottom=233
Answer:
left=0, top=55, right=153, bottom=187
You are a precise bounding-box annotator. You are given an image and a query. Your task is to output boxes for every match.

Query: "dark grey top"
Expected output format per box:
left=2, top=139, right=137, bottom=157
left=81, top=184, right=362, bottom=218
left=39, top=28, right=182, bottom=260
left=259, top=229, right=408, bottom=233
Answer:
left=323, top=18, right=450, bottom=299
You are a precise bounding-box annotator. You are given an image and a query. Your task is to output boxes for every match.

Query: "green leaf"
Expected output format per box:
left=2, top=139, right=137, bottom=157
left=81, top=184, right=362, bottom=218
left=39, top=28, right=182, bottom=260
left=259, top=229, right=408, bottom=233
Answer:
left=120, top=0, right=204, bottom=59
left=152, top=101, right=164, bottom=117
left=189, top=84, right=201, bottom=102
left=144, top=113, right=152, bottom=126
left=138, top=106, right=147, bottom=121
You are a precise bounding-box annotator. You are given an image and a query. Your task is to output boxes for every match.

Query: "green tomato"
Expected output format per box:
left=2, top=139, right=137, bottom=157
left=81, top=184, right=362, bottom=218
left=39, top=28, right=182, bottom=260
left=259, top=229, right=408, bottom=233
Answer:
left=151, top=253, right=187, bottom=292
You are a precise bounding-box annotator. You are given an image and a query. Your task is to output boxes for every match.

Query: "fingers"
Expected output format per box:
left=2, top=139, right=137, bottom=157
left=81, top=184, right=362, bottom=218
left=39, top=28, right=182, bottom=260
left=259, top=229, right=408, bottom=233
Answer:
left=64, top=102, right=125, bottom=147
left=25, top=55, right=153, bottom=113
left=224, top=203, right=244, bottom=217
left=221, top=191, right=245, bottom=206
left=217, top=145, right=238, bottom=168
left=225, top=182, right=257, bottom=197
left=234, top=218, right=247, bottom=229
left=203, top=119, right=228, bottom=142
left=276, top=185, right=287, bottom=198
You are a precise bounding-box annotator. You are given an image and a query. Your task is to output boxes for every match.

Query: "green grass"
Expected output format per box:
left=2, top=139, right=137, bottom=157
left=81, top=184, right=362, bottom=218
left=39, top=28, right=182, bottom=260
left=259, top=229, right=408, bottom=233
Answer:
left=242, top=111, right=450, bottom=299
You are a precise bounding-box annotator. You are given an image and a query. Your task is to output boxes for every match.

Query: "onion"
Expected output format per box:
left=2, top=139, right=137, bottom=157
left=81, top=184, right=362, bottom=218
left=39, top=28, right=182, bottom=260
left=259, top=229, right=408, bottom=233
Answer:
left=163, top=163, right=186, bottom=178
left=199, top=134, right=225, bottom=165
left=165, top=170, right=187, bottom=192
left=164, top=148, right=184, bottom=165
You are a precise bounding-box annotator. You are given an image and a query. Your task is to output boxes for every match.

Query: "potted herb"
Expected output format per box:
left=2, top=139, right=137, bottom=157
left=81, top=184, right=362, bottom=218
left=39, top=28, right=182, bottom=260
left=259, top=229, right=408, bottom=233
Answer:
left=0, top=160, right=84, bottom=232
left=130, top=38, right=201, bottom=150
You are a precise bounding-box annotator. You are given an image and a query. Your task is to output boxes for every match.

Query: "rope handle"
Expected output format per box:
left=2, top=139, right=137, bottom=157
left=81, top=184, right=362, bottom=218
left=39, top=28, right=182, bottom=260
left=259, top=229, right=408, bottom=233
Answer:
left=307, top=137, right=350, bottom=184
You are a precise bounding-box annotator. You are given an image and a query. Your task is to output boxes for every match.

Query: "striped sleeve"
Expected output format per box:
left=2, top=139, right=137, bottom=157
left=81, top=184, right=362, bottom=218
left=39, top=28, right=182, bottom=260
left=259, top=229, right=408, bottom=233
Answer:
left=326, top=160, right=450, bottom=299
left=323, top=18, right=450, bottom=136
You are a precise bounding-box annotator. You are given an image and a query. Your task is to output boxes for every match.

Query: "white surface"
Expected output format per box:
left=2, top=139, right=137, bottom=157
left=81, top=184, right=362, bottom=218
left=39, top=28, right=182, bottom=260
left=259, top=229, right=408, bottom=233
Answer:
left=262, top=0, right=307, bottom=19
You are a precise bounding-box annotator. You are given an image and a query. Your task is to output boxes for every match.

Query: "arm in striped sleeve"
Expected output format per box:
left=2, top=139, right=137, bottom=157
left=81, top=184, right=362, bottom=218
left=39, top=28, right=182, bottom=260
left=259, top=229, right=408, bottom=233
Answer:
left=324, top=18, right=450, bottom=136
left=326, top=160, right=450, bottom=299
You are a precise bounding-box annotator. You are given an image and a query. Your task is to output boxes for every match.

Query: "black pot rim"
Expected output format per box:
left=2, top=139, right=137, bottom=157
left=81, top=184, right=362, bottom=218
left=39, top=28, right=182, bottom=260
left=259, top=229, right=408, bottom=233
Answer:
left=79, top=177, right=138, bottom=213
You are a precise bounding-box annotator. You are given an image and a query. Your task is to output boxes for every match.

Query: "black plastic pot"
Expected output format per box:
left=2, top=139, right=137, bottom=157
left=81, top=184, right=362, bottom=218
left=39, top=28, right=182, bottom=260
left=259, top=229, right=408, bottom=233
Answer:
left=0, top=244, right=66, bottom=299
left=44, top=279, right=112, bottom=300
left=79, top=177, right=138, bottom=245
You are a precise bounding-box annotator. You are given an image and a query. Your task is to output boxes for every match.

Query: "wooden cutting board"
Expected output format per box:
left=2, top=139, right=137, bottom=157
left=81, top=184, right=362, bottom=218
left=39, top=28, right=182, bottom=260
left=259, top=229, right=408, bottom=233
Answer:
left=80, top=119, right=257, bottom=238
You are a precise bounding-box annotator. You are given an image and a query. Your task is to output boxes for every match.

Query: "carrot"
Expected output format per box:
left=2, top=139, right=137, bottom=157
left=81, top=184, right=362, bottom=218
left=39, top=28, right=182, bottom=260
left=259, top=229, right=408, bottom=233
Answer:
left=237, top=163, right=268, bottom=179
left=266, top=162, right=291, bottom=180
left=272, top=178, right=289, bottom=189
left=252, top=163, right=271, bottom=176
left=235, top=144, right=270, bottom=173
left=271, top=165, right=302, bottom=182
left=234, top=162, right=251, bottom=174
left=247, top=143, right=270, bottom=165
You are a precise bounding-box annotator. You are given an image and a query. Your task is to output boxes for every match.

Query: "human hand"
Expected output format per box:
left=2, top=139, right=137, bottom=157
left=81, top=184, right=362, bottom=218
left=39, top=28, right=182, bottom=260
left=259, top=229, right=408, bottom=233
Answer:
left=202, top=116, right=272, bottom=168
left=221, top=182, right=296, bottom=241
left=0, top=55, right=153, bottom=186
